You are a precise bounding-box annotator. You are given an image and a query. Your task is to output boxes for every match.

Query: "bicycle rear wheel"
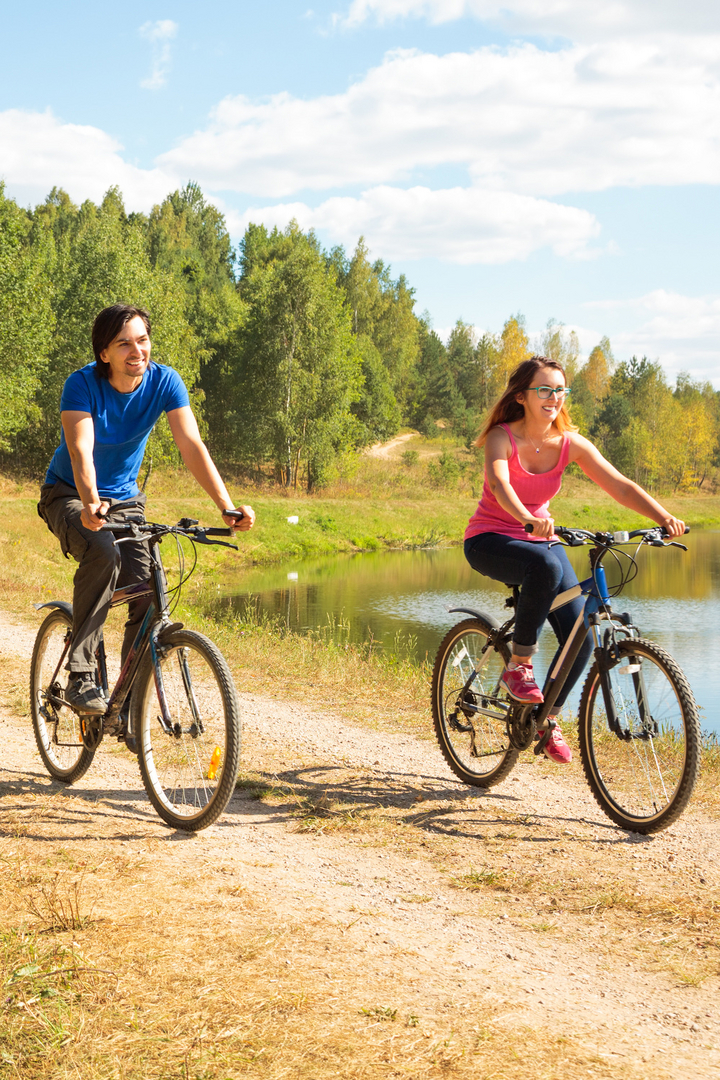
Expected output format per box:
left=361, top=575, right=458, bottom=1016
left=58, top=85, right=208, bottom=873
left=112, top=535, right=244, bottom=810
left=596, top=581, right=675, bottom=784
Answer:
left=578, top=638, right=700, bottom=833
left=431, top=618, right=518, bottom=787
left=30, top=608, right=95, bottom=783
left=134, top=629, right=241, bottom=831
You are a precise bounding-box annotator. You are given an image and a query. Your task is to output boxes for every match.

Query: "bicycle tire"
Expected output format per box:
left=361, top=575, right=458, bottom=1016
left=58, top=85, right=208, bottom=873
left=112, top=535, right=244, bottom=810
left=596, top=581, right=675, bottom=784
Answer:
left=133, top=629, right=241, bottom=831
left=578, top=638, right=700, bottom=834
left=431, top=618, right=518, bottom=788
left=30, top=608, right=95, bottom=783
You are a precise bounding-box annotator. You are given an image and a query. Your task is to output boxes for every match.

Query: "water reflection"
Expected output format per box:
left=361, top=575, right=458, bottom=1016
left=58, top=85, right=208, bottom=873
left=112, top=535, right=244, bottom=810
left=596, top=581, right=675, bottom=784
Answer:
left=212, top=531, right=720, bottom=734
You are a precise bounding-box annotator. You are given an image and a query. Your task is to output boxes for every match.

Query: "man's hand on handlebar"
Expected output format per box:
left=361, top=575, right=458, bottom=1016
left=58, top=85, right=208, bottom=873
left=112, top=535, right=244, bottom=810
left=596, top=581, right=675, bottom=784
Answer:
left=81, top=500, right=110, bottom=532
left=222, top=505, right=255, bottom=533
left=661, top=515, right=686, bottom=538
left=524, top=516, right=554, bottom=539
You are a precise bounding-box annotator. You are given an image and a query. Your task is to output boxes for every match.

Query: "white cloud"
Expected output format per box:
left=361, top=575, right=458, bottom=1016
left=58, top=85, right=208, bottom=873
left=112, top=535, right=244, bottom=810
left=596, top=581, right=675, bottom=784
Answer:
left=159, top=40, right=720, bottom=198
left=0, top=108, right=174, bottom=209
left=585, top=290, right=720, bottom=385
left=230, top=184, right=600, bottom=263
left=139, top=19, right=178, bottom=90
left=337, top=0, right=720, bottom=38
left=436, top=297, right=720, bottom=386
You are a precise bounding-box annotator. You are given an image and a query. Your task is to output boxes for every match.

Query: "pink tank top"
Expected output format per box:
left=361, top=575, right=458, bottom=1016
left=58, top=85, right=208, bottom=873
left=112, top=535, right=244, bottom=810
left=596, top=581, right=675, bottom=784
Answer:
left=465, top=423, right=570, bottom=542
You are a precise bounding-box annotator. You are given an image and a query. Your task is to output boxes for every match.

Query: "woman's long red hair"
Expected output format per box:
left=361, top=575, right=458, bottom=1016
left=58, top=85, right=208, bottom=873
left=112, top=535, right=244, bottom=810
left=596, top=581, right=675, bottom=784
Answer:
left=475, top=356, right=576, bottom=447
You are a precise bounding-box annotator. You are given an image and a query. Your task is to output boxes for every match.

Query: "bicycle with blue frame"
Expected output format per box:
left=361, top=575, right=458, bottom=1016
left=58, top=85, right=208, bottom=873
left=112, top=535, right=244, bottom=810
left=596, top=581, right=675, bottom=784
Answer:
left=30, top=515, right=243, bottom=832
left=431, top=524, right=701, bottom=834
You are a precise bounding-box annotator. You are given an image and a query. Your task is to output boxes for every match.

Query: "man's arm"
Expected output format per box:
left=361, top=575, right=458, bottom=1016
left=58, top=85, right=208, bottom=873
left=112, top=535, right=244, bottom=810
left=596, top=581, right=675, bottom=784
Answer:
left=166, top=406, right=255, bottom=531
left=61, top=411, right=109, bottom=531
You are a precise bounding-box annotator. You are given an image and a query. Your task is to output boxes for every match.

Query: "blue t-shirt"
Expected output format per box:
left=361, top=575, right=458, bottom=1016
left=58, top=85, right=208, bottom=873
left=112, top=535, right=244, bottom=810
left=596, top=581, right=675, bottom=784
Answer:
left=45, top=362, right=190, bottom=500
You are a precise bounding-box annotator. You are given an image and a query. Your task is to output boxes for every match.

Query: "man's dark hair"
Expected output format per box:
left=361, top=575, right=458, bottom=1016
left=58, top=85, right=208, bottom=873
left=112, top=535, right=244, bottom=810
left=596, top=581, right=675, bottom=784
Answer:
left=92, top=304, right=152, bottom=379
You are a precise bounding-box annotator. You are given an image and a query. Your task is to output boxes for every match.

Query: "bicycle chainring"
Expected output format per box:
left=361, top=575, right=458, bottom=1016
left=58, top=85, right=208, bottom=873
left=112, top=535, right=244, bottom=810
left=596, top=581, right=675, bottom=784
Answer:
left=80, top=715, right=103, bottom=751
left=507, top=703, right=537, bottom=751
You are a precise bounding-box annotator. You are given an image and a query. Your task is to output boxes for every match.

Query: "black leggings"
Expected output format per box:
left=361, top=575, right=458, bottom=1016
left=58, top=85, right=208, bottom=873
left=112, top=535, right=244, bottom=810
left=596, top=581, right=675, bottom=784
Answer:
left=464, top=532, right=593, bottom=710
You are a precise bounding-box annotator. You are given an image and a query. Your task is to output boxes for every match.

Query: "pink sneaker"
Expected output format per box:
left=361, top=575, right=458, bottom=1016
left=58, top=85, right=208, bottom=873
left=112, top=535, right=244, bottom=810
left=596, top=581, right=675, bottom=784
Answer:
left=501, top=664, right=544, bottom=704
left=537, top=723, right=572, bottom=764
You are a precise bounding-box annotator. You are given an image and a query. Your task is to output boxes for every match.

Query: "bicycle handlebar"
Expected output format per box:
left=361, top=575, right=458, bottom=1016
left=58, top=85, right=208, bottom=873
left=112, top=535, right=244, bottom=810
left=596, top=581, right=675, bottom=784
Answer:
left=523, top=522, right=689, bottom=547
left=100, top=518, right=238, bottom=549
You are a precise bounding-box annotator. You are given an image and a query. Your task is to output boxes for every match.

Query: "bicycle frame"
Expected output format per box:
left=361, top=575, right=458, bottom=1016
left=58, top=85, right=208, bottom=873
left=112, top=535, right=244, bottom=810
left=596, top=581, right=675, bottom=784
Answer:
left=36, top=530, right=178, bottom=742
left=100, top=534, right=174, bottom=730
left=534, top=554, right=617, bottom=726
left=454, top=545, right=642, bottom=735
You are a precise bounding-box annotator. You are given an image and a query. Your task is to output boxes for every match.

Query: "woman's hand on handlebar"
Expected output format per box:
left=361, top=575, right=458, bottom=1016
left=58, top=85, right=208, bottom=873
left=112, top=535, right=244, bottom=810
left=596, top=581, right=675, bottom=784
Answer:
left=222, top=504, right=255, bottom=533
left=524, top=516, right=554, bottom=539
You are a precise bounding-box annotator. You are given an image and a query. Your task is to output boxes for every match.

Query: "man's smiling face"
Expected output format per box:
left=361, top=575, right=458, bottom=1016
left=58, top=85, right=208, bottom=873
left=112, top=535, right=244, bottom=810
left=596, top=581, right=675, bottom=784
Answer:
left=101, top=315, right=152, bottom=391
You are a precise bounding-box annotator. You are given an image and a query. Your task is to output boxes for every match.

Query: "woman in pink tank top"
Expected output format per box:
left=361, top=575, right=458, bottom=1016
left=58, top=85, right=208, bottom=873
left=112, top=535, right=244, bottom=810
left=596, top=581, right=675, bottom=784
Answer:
left=464, top=356, right=685, bottom=764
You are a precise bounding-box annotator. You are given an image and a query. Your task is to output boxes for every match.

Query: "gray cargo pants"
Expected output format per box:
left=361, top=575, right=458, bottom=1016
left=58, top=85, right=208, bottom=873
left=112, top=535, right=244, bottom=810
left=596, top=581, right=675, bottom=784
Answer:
left=38, top=481, right=153, bottom=673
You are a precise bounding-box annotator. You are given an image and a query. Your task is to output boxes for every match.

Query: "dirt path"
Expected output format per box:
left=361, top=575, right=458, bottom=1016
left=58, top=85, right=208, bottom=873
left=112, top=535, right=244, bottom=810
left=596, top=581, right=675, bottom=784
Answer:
left=2, top=608, right=720, bottom=1077
left=365, top=432, right=420, bottom=458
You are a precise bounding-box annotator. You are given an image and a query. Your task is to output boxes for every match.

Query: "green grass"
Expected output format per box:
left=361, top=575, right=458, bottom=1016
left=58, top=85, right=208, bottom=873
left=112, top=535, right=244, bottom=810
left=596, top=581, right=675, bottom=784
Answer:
left=4, top=454, right=720, bottom=589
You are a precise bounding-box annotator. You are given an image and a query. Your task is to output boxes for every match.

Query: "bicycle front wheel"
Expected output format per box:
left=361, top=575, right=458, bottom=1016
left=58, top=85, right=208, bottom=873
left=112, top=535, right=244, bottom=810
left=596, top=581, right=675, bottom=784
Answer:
left=578, top=638, right=700, bottom=834
left=134, top=629, right=241, bottom=831
left=30, top=608, right=95, bottom=783
left=432, top=618, right=518, bottom=788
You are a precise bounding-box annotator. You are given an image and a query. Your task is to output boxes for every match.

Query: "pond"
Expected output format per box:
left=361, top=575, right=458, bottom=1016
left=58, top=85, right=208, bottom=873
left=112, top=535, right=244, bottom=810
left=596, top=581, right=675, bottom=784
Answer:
left=211, top=531, right=720, bottom=735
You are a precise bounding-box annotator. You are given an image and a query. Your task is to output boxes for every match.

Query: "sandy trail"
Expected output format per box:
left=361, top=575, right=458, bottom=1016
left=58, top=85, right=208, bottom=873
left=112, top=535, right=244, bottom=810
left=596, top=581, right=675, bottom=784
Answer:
left=1, top=607, right=719, bottom=1077
left=365, top=432, right=420, bottom=458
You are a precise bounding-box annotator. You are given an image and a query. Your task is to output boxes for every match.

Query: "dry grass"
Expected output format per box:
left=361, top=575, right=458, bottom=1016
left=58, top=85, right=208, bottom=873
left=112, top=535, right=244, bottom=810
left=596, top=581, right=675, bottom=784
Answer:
left=25, top=873, right=93, bottom=933
left=0, top=839, right=642, bottom=1080
left=0, top=477, right=718, bottom=1076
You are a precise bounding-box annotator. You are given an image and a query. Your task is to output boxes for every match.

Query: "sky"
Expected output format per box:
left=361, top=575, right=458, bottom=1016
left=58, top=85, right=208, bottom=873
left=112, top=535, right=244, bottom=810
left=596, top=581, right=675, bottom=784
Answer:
left=1, top=0, right=719, bottom=383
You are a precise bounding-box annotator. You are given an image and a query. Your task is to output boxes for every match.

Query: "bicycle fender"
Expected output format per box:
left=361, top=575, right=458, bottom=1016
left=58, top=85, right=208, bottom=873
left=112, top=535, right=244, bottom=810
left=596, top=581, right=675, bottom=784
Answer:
left=448, top=607, right=500, bottom=628
left=34, top=600, right=73, bottom=620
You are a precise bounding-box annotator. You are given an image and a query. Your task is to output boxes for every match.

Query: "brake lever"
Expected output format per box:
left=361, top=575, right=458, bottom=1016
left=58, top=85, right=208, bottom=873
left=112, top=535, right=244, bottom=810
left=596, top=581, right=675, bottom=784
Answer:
left=667, top=541, right=688, bottom=551
left=191, top=530, right=238, bottom=551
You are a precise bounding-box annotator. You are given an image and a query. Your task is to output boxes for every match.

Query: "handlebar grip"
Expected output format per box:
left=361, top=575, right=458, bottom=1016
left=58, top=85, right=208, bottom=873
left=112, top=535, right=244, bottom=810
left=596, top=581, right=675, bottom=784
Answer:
left=524, top=523, right=534, bottom=533
left=100, top=518, right=144, bottom=535
left=222, top=509, right=244, bottom=521
left=204, top=527, right=234, bottom=537
left=657, top=525, right=690, bottom=537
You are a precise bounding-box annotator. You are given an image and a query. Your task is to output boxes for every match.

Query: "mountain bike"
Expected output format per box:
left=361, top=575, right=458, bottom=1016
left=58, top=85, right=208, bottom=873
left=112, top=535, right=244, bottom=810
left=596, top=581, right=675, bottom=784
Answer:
left=431, top=525, right=701, bottom=834
left=30, top=517, right=242, bottom=832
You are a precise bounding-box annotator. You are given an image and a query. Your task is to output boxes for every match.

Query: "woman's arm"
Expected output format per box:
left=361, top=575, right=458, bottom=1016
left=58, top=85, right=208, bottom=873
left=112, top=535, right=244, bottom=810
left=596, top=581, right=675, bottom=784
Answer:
left=484, top=426, right=555, bottom=538
left=167, top=406, right=255, bottom=530
left=61, top=411, right=109, bottom=531
left=570, top=433, right=685, bottom=536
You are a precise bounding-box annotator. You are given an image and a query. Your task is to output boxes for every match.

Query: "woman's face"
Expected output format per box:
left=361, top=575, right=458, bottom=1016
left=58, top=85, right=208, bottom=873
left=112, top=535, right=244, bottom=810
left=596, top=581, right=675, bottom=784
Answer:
left=517, top=366, right=567, bottom=425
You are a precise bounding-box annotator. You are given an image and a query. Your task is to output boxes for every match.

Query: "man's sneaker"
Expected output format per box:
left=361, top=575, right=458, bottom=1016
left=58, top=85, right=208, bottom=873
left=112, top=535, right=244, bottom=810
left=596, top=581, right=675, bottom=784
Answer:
left=65, top=673, right=106, bottom=715
left=537, top=722, right=573, bottom=764
left=501, top=664, right=544, bottom=704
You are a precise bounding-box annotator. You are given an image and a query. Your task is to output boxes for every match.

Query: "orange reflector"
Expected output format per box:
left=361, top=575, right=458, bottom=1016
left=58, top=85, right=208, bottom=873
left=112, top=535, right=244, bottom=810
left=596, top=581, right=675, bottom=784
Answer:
left=207, top=746, right=222, bottom=780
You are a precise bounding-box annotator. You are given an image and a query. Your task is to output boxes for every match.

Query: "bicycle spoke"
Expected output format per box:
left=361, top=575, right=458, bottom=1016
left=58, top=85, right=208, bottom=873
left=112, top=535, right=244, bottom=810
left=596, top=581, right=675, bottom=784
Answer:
left=135, top=630, right=241, bottom=831
left=30, top=609, right=95, bottom=784
left=579, top=639, right=700, bottom=833
left=432, top=619, right=517, bottom=787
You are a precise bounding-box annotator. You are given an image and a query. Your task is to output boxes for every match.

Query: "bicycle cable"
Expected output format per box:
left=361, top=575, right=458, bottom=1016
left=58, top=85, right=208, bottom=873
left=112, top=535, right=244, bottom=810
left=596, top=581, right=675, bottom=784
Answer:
left=164, top=529, right=199, bottom=616
left=594, top=541, right=640, bottom=599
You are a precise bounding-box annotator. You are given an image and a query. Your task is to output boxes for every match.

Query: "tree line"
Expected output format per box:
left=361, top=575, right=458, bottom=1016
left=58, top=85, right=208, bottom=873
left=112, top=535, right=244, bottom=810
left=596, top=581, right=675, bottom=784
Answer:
left=0, top=181, right=716, bottom=492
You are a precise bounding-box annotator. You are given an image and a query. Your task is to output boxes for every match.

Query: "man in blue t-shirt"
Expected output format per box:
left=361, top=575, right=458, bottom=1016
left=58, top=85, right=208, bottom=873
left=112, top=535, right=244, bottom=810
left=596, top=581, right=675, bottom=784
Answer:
left=38, top=303, right=255, bottom=718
